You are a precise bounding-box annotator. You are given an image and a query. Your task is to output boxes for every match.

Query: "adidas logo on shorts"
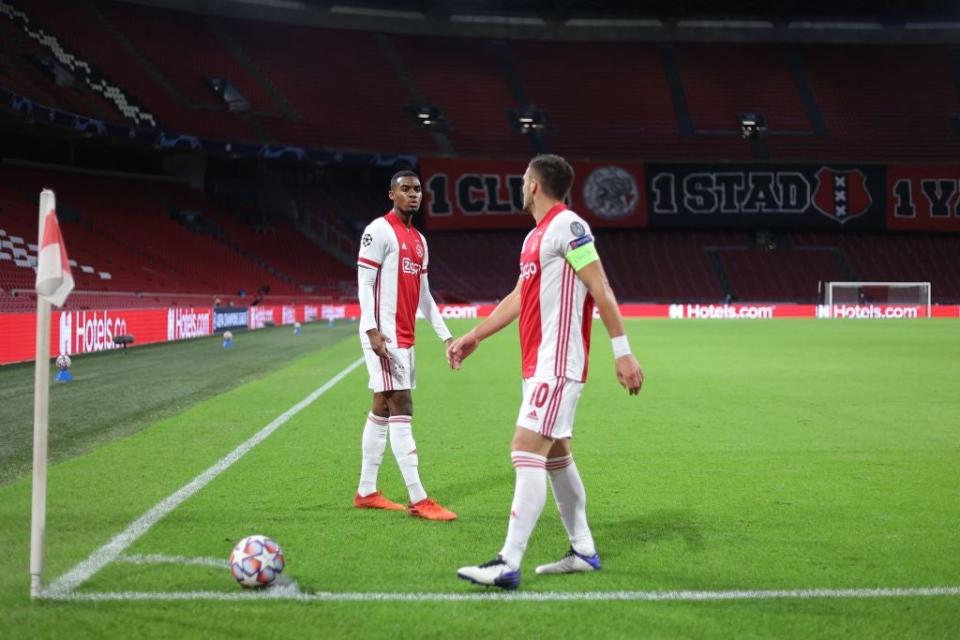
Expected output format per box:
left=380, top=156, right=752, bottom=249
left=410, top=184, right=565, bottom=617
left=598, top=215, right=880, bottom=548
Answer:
left=526, top=409, right=538, bottom=420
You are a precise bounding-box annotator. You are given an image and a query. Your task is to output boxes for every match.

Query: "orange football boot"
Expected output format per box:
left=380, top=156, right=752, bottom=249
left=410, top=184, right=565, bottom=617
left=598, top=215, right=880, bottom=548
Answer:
left=354, top=491, right=405, bottom=511
left=408, top=497, right=457, bottom=521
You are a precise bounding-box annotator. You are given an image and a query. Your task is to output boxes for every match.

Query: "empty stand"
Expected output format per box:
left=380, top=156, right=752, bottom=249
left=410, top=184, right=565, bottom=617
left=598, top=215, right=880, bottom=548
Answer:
left=390, top=35, right=529, bottom=156
left=218, top=18, right=436, bottom=153
left=0, top=11, right=119, bottom=122
left=768, top=45, right=960, bottom=162
left=675, top=43, right=810, bottom=133
left=0, top=165, right=355, bottom=310
left=718, top=248, right=845, bottom=303
left=7, top=2, right=960, bottom=162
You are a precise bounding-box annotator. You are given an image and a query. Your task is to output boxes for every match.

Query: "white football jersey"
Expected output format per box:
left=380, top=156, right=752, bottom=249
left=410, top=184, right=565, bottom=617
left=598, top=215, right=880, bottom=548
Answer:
left=518, top=204, right=596, bottom=382
left=357, top=211, right=428, bottom=349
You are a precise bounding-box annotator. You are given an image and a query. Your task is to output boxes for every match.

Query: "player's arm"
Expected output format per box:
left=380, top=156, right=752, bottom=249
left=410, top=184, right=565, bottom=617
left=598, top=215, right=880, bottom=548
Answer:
left=446, top=277, right=521, bottom=369
left=418, top=273, right=452, bottom=345
left=357, top=265, right=390, bottom=358
left=357, top=227, right=390, bottom=359
left=570, top=245, right=644, bottom=395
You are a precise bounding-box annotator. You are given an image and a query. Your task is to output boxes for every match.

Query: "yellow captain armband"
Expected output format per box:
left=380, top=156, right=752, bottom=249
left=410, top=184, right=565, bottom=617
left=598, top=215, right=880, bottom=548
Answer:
left=565, top=239, right=599, bottom=271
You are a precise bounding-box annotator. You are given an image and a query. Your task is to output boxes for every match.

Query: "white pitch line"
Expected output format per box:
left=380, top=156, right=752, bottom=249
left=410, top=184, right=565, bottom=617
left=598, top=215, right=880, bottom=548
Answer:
left=118, top=554, right=230, bottom=569
left=43, top=357, right=364, bottom=598
left=41, top=586, right=960, bottom=603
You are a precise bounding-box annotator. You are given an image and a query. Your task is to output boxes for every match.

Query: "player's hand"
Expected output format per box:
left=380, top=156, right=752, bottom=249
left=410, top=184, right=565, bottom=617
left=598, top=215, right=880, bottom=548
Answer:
left=447, top=331, right=479, bottom=370
left=367, top=329, right=392, bottom=360
left=615, top=354, right=644, bottom=395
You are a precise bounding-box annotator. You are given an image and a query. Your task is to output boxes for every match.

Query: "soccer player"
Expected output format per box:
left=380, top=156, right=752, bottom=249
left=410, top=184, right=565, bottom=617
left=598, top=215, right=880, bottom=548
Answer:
left=448, top=154, right=643, bottom=588
left=354, top=170, right=457, bottom=521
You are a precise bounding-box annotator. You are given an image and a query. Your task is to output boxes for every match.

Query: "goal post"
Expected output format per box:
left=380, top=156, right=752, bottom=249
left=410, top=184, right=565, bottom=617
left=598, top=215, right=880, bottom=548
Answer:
left=821, top=282, right=932, bottom=318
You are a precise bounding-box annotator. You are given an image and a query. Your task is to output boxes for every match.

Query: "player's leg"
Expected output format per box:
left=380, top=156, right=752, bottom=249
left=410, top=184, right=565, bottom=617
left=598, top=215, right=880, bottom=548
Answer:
left=384, top=389, right=423, bottom=499
left=384, top=349, right=455, bottom=521
left=456, top=427, right=550, bottom=589
left=502, top=426, right=554, bottom=566
left=458, top=378, right=564, bottom=589
left=354, top=351, right=403, bottom=510
left=536, top=437, right=601, bottom=574
left=359, top=393, right=390, bottom=497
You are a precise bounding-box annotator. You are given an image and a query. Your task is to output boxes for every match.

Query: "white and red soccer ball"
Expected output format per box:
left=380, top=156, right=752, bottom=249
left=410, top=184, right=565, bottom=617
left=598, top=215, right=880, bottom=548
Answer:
left=56, top=354, right=71, bottom=370
left=229, top=535, right=285, bottom=588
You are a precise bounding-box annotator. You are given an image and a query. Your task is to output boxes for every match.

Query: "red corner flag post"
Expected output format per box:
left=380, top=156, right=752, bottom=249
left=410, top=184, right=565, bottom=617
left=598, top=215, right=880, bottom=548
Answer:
left=30, top=189, right=74, bottom=598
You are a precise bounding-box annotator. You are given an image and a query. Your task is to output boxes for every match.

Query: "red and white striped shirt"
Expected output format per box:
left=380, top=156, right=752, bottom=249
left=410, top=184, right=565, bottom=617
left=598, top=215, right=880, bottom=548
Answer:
left=357, top=211, right=428, bottom=349
left=518, top=203, right=595, bottom=381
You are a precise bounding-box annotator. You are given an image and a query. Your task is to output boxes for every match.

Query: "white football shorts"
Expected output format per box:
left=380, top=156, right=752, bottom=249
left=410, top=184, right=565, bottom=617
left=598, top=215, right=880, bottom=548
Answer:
left=363, top=346, right=415, bottom=393
left=516, top=376, right=584, bottom=440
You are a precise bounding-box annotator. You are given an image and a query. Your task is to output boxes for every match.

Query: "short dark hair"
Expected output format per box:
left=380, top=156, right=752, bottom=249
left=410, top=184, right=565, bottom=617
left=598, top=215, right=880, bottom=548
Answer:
left=528, top=154, right=574, bottom=201
left=390, top=170, right=419, bottom=188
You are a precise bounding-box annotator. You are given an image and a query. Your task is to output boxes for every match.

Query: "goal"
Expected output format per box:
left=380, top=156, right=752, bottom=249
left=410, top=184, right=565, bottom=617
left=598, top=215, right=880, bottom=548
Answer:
left=821, top=282, right=932, bottom=318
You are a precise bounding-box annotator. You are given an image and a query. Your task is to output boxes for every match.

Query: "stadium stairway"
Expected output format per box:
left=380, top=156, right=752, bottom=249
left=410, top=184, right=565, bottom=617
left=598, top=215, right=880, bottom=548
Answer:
left=0, top=15, right=118, bottom=122
left=82, top=0, right=192, bottom=113
left=391, top=33, right=530, bottom=157
left=705, top=249, right=734, bottom=300
left=375, top=34, right=454, bottom=155
left=3, top=0, right=157, bottom=127
left=782, top=46, right=829, bottom=137
left=203, top=15, right=299, bottom=121
left=490, top=40, right=544, bottom=155
left=659, top=44, right=695, bottom=137
left=89, top=0, right=275, bottom=143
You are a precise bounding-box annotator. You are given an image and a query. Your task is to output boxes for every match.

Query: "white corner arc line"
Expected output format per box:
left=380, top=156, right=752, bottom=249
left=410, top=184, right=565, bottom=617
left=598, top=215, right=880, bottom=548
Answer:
left=42, top=586, right=960, bottom=603
left=43, top=357, right=364, bottom=598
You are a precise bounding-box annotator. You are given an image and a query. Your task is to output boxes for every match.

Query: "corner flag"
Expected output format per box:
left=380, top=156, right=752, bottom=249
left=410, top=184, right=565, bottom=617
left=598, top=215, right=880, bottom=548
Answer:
left=31, top=189, right=72, bottom=598
left=35, top=190, right=74, bottom=307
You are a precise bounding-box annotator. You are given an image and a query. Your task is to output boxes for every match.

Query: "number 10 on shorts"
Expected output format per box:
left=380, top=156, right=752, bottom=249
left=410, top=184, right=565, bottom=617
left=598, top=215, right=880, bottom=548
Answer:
left=516, top=377, right=585, bottom=440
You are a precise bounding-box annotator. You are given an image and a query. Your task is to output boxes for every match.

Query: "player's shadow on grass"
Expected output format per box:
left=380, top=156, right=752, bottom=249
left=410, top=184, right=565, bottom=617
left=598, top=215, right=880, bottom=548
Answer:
left=596, top=509, right=704, bottom=556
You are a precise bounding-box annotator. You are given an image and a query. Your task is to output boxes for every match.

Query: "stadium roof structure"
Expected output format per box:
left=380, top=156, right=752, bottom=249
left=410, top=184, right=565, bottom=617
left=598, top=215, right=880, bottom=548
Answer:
left=300, top=0, right=960, bottom=22
left=119, top=0, right=960, bottom=42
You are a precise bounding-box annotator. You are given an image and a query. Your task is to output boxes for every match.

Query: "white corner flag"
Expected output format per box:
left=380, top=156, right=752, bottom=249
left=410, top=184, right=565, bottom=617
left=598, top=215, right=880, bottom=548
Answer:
left=31, top=189, right=73, bottom=598
left=35, top=190, right=74, bottom=307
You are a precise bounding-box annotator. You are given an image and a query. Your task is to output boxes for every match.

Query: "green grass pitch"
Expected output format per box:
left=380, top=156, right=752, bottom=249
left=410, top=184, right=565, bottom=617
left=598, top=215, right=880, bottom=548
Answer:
left=0, top=319, right=958, bottom=639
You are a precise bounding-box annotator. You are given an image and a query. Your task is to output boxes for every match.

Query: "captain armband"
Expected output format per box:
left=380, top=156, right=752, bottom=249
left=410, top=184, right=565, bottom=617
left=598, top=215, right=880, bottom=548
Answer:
left=565, top=237, right=599, bottom=272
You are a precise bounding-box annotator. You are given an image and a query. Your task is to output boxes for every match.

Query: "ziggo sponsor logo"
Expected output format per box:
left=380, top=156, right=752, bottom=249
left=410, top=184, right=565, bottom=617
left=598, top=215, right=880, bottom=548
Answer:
left=668, top=304, right=776, bottom=319
left=401, top=257, right=422, bottom=275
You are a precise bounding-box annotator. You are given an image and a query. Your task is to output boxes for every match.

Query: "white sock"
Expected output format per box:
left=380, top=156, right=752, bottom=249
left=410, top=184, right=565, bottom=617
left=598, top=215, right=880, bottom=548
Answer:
left=547, top=455, right=596, bottom=556
left=499, top=452, right=547, bottom=570
left=358, top=413, right=389, bottom=497
left=388, top=415, right=427, bottom=504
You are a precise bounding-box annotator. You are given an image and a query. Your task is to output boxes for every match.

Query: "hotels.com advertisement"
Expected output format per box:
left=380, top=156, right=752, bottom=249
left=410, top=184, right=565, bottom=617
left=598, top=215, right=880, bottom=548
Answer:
left=1, top=302, right=958, bottom=365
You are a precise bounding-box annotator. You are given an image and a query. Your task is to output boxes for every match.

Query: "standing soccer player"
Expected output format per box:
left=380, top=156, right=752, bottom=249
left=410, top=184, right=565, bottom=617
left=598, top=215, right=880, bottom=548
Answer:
left=354, top=170, right=457, bottom=521
left=448, top=154, right=643, bottom=588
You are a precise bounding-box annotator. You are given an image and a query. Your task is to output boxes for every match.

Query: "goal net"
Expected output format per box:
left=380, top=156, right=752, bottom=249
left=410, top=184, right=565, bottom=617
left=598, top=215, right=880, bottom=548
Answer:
left=821, top=282, right=932, bottom=319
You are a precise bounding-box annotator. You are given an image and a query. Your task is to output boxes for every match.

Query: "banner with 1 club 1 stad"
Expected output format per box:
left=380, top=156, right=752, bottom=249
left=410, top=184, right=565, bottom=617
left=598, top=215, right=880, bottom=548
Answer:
left=886, top=165, right=960, bottom=232
left=419, top=157, right=647, bottom=230
left=646, top=163, right=886, bottom=229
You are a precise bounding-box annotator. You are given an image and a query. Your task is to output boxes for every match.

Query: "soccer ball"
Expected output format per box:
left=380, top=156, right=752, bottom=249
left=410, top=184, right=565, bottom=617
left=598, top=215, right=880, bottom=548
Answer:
left=56, top=354, right=71, bottom=370
left=229, top=535, right=285, bottom=588
left=223, top=331, right=233, bottom=341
